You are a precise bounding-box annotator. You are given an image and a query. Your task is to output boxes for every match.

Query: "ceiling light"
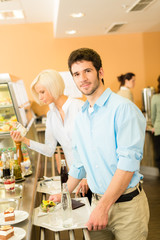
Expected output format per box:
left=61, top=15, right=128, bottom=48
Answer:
left=70, top=13, right=85, bottom=18
left=65, top=30, right=76, bottom=35
left=0, top=10, right=24, bottom=20
left=121, top=4, right=127, bottom=9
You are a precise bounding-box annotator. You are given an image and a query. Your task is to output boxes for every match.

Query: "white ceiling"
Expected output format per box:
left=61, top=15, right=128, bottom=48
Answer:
left=0, top=0, right=160, bottom=38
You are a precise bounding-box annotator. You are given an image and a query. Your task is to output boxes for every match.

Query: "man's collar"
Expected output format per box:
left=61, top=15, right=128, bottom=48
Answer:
left=82, top=88, right=112, bottom=112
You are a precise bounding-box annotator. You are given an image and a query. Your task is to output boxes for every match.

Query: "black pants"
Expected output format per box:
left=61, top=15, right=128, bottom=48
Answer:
left=153, top=135, right=160, bottom=170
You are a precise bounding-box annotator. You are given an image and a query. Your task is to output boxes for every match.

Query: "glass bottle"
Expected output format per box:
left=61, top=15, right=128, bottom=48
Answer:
left=60, top=159, right=68, bottom=190
left=22, top=147, right=30, bottom=161
left=7, top=148, right=14, bottom=171
left=61, top=183, right=73, bottom=228
left=2, top=152, right=10, bottom=177
left=15, top=141, right=24, bottom=165
left=13, top=153, right=22, bottom=180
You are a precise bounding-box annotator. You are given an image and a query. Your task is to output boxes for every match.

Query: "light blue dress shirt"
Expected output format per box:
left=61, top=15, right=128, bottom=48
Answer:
left=69, top=88, right=146, bottom=194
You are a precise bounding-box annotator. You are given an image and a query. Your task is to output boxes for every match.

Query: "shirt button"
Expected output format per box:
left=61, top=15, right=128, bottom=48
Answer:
left=96, top=165, right=98, bottom=168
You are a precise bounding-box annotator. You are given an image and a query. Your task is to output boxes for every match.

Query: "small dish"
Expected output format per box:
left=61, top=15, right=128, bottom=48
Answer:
left=40, top=200, right=56, bottom=212
left=3, top=176, right=15, bottom=192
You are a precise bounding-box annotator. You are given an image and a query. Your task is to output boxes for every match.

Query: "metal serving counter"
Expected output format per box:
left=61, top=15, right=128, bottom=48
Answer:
left=0, top=144, right=91, bottom=240
left=0, top=151, right=38, bottom=240
left=0, top=122, right=39, bottom=240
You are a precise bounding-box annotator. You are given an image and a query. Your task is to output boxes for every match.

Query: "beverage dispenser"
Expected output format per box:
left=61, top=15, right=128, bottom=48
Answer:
left=142, top=87, right=155, bottom=123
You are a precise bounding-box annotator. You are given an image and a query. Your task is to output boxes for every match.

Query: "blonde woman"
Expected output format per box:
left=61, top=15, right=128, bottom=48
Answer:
left=10, top=69, right=90, bottom=199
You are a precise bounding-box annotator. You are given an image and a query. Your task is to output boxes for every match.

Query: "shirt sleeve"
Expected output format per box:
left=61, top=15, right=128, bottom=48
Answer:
left=115, top=102, right=146, bottom=172
left=69, top=123, right=86, bottom=179
left=29, top=113, right=57, bottom=157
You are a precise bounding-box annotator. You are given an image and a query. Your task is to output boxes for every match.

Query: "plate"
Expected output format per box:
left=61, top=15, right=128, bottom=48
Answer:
left=10, top=227, right=26, bottom=240
left=0, top=199, right=18, bottom=213
left=0, top=210, right=29, bottom=225
left=24, top=170, right=32, bottom=177
left=15, top=177, right=25, bottom=183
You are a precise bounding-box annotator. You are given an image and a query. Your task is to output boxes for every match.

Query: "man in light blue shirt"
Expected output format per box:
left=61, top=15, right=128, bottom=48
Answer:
left=50, top=48, right=149, bottom=240
left=69, top=88, right=145, bottom=194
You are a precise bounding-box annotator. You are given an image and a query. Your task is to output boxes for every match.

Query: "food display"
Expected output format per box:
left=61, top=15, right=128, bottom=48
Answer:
left=0, top=76, right=34, bottom=240
left=40, top=200, right=56, bottom=212
left=0, top=225, right=14, bottom=239
left=4, top=208, right=15, bottom=222
left=0, top=116, right=17, bottom=133
left=0, top=97, right=12, bottom=106
left=0, top=225, right=14, bottom=240
left=0, top=82, right=18, bottom=134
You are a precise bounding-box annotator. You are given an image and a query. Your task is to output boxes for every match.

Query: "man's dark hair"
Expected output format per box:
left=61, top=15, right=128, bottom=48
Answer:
left=68, top=48, right=104, bottom=84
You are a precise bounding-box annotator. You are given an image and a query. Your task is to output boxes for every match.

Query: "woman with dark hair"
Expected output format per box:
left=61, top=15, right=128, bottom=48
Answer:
left=151, top=76, right=160, bottom=170
left=117, top=72, right=135, bottom=102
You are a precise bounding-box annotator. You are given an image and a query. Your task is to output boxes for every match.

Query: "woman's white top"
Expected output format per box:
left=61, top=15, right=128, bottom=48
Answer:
left=117, top=86, right=134, bottom=102
left=29, top=97, right=84, bottom=168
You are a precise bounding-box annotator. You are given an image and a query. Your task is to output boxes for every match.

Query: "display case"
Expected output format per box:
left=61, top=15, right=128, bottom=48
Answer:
left=0, top=73, right=35, bottom=138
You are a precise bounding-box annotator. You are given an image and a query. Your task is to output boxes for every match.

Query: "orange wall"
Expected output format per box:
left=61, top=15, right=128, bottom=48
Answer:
left=143, top=32, right=160, bottom=88
left=0, top=22, right=159, bottom=114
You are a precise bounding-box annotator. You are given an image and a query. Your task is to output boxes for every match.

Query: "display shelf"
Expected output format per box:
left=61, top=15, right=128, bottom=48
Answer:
left=0, top=104, right=13, bottom=108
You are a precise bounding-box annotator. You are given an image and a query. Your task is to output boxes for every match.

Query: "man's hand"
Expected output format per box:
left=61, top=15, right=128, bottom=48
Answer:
left=85, top=169, right=134, bottom=231
left=151, top=127, right=155, bottom=134
left=49, top=193, right=61, bottom=202
left=86, top=203, right=108, bottom=231
left=76, top=178, right=89, bottom=197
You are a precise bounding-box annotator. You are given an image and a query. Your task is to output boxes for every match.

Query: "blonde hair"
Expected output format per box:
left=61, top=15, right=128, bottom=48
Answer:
left=30, top=69, right=65, bottom=104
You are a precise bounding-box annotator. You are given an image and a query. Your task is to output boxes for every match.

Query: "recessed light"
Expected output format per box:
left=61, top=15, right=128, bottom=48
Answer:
left=0, top=10, right=24, bottom=20
left=70, top=13, right=85, bottom=18
left=65, top=30, right=76, bottom=35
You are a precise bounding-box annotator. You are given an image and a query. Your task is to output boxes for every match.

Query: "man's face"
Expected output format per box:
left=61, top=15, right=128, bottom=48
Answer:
left=71, top=60, right=103, bottom=96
